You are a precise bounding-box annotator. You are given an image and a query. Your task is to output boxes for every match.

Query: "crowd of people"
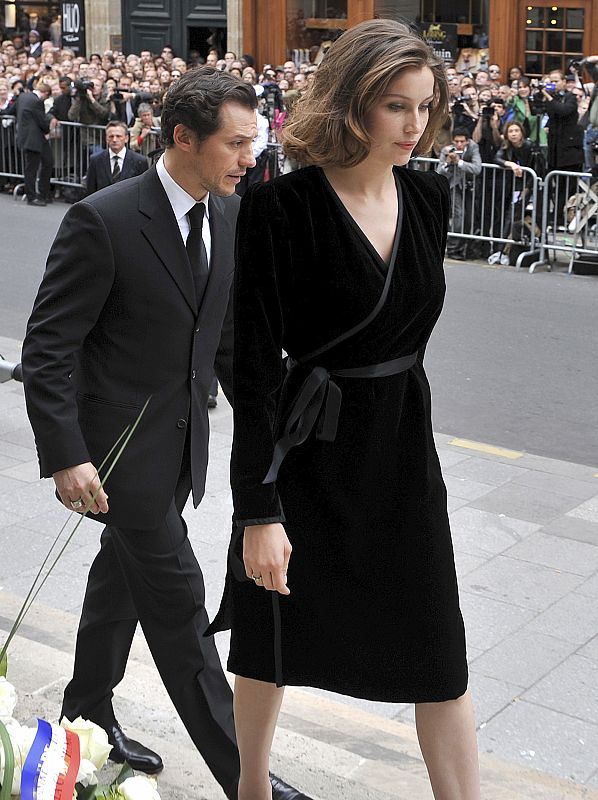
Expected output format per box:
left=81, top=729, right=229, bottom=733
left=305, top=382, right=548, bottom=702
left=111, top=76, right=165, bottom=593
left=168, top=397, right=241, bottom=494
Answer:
left=1, top=27, right=598, bottom=254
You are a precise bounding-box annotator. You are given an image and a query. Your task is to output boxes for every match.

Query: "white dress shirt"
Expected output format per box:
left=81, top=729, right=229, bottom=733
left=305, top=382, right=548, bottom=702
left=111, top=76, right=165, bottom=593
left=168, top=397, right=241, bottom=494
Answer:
left=156, top=154, right=211, bottom=266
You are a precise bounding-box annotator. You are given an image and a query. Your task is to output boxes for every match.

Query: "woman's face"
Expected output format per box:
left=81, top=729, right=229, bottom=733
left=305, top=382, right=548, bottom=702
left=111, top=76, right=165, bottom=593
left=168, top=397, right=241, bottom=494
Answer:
left=507, top=125, right=523, bottom=145
left=365, top=66, right=435, bottom=167
left=518, top=83, right=530, bottom=98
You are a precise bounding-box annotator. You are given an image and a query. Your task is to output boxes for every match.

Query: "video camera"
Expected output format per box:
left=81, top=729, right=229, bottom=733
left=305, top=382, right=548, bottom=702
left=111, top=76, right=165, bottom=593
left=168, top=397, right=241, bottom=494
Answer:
left=73, top=79, right=94, bottom=97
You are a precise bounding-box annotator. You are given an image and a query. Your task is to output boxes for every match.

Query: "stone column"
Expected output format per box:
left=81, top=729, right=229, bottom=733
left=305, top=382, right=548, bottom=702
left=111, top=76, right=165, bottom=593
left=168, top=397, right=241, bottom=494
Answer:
left=227, top=0, right=243, bottom=58
left=85, top=0, right=122, bottom=55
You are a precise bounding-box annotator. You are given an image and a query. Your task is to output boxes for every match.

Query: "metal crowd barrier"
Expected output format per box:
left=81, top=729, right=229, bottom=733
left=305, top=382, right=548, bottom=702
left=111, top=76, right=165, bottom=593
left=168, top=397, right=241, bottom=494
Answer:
left=0, top=356, right=22, bottom=383
left=529, top=169, right=598, bottom=274
left=0, top=120, right=126, bottom=192
left=410, top=157, right=542, bottom=269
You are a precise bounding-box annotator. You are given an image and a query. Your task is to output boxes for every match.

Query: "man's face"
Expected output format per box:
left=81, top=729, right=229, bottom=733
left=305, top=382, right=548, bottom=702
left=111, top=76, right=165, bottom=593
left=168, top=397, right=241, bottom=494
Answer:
left=293, top=73, right=306, bottom=90
left=283, top=60, right=297, bottom=74
left=549, top=72, right=566, bottom=92
left=60, top=79, right=71, bottom=94
left=462, top=86, right=477, bottom=103
left=497, top=85, right=510, bottom=102
left=475, top=71, right=489, bottom=87
left=453, top=135, right=468, bottom=151
left=488, top=65, right=501, bottom=81
left=224, top=52, right=235, bottom=66
left=180, top=101, right=257, bottom=197
left=92, top=79, right=103, bottom=98
left=107, top=125, right=128, bottom=153
left=150, top=80, right=161, bottom=94
left=206, top=53, right=218, bottom=67
left=119, top=77, right=131, bottom=90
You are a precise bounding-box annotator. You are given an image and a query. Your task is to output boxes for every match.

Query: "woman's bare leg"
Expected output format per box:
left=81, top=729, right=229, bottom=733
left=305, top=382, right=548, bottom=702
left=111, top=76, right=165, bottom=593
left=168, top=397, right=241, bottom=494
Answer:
left=415, top=690, right=481, bottom=800
left=234, top=676, right=286, bottom=800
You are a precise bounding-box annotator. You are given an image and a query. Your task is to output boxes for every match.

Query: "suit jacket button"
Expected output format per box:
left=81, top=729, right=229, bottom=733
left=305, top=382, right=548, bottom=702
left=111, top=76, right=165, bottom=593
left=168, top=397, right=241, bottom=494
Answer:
left=177, top=418, right=187, bottom=429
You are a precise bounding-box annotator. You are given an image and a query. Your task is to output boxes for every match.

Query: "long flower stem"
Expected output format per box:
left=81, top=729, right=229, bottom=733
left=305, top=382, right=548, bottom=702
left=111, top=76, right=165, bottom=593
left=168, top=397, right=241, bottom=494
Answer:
left=0, top=397, right=151, bottom=667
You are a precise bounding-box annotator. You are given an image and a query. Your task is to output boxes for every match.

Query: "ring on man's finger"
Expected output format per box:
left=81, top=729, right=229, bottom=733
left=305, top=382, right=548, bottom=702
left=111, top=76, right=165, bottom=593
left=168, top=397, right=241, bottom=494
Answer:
left=252, top=574, right=263, bottom=584
left=70, top=497, right=85, bottom=510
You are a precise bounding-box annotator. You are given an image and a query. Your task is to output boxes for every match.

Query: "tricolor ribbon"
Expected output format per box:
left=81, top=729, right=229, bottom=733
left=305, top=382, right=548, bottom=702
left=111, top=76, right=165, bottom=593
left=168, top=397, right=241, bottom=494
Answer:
left=21, top=720, right=81, bottom=800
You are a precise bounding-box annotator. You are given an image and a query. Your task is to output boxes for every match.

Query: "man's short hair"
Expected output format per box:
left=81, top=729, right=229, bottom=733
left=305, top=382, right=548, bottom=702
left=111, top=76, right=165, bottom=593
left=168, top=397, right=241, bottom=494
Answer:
left=36, top=82, right=52, bottom=95
left=453, top=127, right=470, bottom=139
left=105, top=120, right=128, bottom=136
left=160, top=66, right=257, bottom=147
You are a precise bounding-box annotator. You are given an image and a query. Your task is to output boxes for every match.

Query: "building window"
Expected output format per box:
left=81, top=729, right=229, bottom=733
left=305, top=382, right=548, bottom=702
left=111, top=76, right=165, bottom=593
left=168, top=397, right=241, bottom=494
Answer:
left=286, top=0, right=347, bottom=64
left=524, top=5, right=584, bottom=77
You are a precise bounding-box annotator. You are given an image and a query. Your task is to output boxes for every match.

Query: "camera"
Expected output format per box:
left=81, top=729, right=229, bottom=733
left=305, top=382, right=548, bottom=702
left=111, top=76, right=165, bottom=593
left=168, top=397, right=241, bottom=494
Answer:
left=149, top=126, right=161, bottom=135
left=73, top=79, right=94, bottom=96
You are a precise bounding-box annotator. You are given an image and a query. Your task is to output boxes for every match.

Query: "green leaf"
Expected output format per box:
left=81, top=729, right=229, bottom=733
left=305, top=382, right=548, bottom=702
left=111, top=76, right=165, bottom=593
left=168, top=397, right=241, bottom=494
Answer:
left=75, top=784, right=117, bottom=800
left=0, top=719, right=15, bottom=800
left=0, top=651, right=6, bottom=678
left=113, top=761, right=135, bottom=785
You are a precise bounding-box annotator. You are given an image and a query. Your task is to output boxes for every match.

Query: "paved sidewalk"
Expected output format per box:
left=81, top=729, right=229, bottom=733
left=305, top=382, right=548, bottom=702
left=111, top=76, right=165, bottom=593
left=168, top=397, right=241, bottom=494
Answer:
left=1, top=333, right=598, bottom=799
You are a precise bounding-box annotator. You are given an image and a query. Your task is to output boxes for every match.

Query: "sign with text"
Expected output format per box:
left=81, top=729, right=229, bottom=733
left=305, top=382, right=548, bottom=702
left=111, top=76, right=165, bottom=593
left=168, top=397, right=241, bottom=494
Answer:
left=420, top=22, right=458, bottom=64
left=61, top=1, right=86, bottom=56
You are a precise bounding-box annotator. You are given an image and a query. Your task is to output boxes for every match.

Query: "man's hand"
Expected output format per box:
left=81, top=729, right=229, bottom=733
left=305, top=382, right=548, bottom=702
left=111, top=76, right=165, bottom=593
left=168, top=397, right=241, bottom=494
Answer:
left=53, top=462, right=109, bottom=515
left=243, top=523, right=292, bottom=595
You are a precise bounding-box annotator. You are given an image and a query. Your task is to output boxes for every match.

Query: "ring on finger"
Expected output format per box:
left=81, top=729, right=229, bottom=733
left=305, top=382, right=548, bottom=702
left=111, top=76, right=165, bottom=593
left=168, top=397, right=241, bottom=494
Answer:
left=70, top=497, right=85, bottom=510
left=252, top=574, right=263, bottom=584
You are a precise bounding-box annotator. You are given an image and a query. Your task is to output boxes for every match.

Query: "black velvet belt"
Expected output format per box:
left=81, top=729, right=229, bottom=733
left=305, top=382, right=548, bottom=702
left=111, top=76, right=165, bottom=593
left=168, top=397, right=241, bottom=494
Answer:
left=262, top=351, right=419, bottom=485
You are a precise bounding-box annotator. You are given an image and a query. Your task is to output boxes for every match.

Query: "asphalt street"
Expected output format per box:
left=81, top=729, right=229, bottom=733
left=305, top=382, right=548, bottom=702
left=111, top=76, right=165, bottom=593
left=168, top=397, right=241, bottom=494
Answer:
left=0, top=192, right=597, bottom=466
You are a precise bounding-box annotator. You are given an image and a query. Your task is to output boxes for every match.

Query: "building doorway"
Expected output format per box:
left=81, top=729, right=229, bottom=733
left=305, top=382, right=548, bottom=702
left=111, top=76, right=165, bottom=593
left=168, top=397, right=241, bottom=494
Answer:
left=188, top=26, right=227, bottom=61
left=520, top=0, right=589, bottom=77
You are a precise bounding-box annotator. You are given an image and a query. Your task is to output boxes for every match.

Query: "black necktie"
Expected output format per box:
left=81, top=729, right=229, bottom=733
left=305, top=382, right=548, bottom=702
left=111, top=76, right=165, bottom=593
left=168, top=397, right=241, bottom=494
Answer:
left=186, top=203, right=209, bottom=306
left=111, top=155, right=120, bottom=182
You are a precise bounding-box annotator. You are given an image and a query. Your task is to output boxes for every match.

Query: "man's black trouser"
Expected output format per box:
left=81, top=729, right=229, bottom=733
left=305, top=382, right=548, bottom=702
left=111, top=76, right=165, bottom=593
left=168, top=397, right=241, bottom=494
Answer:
left=23, top=141, right=52, bottom=200
left=61, top=443, right=240, bottom=798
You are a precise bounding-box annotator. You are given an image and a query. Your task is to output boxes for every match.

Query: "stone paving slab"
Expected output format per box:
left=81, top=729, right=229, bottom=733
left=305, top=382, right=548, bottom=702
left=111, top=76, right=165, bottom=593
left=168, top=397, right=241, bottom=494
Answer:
left=1, top=333, right=598, bottom=795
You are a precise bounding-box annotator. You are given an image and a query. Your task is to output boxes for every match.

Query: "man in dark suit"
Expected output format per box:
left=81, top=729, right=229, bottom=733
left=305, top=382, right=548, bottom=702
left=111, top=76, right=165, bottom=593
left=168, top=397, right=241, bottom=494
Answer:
left=22, top=67, right=308, bottom=800
left=16, top=82, right=52, bottom=205
left=85, top=120, right=149, bottom=195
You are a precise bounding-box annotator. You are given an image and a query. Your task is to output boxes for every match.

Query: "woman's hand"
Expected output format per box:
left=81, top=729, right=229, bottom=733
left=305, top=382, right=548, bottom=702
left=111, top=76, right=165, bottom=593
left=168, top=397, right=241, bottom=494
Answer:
left=243, top=523, right=292, bottom=595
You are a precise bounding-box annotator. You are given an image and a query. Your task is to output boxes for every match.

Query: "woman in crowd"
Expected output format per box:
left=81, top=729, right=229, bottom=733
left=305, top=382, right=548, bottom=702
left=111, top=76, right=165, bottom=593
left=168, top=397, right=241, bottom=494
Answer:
left=207, top=18, right=480, bottom=800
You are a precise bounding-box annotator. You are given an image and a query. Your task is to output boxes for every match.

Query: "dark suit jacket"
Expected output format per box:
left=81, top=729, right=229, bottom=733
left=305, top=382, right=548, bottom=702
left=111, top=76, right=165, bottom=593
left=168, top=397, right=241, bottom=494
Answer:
left=48, top=93, right=72, bottom=122
left=545, top=90, right=584, bottom=169
left=85, top=148, right=149, bottom=196
left=22, top=166, right=237, bottom=529
left=15, top=91, right=49, bottom=152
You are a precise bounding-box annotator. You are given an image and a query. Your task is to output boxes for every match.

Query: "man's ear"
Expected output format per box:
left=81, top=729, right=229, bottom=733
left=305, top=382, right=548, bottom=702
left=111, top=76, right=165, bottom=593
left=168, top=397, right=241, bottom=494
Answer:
left=173, top=123, right=194, bottom=151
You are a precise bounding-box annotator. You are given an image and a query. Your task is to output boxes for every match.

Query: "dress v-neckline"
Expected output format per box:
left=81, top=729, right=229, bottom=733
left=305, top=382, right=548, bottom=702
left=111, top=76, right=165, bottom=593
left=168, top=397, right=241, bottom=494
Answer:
left=318, top=166, right=403, bottom=273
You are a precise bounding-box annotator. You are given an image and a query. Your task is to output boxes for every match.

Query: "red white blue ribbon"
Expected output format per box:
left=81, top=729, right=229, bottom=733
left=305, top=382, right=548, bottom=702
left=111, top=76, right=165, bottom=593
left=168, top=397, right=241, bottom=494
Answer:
left=21, top=719, right=81, bottom=800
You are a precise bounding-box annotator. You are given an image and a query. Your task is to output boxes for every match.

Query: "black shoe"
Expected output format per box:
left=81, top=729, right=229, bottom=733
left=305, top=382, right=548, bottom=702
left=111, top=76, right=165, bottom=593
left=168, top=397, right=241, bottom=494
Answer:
left=208, top=394, right=218, bottom=409
left=106, top=722, right=163, bottom=774
left=27, top=198, right=46, bottom=206
left=270, top=774, right=314, bottom=800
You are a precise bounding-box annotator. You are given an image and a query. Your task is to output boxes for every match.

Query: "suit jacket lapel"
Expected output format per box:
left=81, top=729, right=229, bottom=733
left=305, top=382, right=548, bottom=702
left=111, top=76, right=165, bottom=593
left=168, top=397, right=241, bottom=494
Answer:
left=138, top=167, right=197, bottom=315
left=196, top=194, right=234, bottom=326
left=102, top=151, right=113, bottom=187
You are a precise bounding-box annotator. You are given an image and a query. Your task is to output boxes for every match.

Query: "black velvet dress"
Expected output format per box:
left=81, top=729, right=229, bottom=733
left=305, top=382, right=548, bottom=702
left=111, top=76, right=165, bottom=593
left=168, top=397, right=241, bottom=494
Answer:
left=207, top=165, right=468, bottom=703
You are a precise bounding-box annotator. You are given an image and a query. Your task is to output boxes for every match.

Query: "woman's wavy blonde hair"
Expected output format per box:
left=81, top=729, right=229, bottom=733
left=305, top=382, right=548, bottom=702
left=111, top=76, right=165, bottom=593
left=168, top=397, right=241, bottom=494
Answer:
left=282, top=19, right=449, bottom=167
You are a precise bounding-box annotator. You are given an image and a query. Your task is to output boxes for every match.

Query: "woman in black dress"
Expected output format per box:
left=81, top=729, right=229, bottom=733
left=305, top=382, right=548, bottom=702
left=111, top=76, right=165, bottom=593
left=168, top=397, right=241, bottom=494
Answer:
left=208, top=19, right=481, bottom=799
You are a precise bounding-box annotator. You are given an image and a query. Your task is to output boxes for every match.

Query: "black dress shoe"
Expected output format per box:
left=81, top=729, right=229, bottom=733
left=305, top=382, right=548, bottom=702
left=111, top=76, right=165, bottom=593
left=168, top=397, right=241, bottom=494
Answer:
left=107, top=722, right=163, bottom=774
left=270, top=773, right=314, bottom=800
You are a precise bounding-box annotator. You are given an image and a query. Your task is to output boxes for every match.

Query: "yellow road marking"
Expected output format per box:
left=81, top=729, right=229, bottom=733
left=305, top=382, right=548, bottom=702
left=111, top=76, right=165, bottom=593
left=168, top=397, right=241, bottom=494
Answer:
left=448, top=438, right=524, bottom=460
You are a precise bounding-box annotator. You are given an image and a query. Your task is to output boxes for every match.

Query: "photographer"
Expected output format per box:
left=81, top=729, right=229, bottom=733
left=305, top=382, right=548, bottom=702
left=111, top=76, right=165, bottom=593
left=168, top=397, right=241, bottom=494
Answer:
left=68, top=77, right=110, bottom=128
left=437, top=127, right=482, bottom=259
left=108, top=75, right=146, bottom=127
left=473, top=92, right=504, bottom=161
left=542, top=70, right=584, bottom=172
left=128, top=102, right=160, bottom=156
left=450, top=85, right=479, bottom=137
left=542, top=69, right=584, bottom=216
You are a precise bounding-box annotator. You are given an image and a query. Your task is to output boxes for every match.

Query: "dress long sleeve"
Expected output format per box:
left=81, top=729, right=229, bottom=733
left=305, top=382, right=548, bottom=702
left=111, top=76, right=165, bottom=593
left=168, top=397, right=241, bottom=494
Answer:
left=231, top=182, right=287, bottom=526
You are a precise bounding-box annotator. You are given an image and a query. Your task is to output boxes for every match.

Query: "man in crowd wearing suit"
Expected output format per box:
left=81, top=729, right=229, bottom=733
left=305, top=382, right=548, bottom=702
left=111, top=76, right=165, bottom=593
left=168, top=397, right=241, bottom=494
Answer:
left=22, top=67, right=309, bottom=800
left=85, top=120, right=148, bottom=195
left=16, top=81, right=52, bottom=205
